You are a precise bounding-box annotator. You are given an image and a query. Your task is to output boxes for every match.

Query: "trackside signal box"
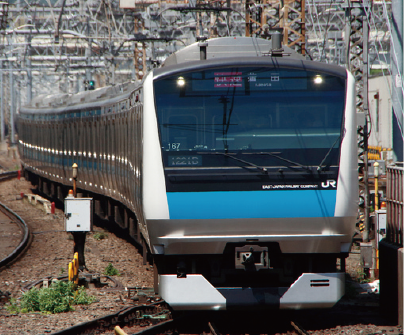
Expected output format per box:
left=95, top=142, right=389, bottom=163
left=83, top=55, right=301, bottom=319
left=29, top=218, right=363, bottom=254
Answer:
left=65, top=198, right=93, bottom=232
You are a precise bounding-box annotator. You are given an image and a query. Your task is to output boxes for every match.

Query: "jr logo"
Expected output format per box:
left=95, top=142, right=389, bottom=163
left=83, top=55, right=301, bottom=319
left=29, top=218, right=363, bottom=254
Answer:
left=321, top=180, right=337, bottom=188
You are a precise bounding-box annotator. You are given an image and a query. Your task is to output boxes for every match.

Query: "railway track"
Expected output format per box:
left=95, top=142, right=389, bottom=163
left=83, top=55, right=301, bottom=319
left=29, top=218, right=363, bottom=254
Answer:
left=50, top=305, right=310, bottom=335
left=52, top=300, right=172, bottom=335
left=0, top=172, right=31, bottom=270
left=0, top=170, right=18, bottom=182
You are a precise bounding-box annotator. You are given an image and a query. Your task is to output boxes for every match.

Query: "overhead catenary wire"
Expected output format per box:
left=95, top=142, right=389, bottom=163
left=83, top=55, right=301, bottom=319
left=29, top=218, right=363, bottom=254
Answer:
left=319, top=0, right=338, bottom=63
left=307, top=0, right=324, bottom=61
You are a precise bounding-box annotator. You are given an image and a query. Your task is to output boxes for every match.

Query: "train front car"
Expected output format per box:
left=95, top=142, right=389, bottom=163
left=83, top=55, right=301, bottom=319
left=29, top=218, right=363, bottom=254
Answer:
left=143, top=38, right=358, bottom=311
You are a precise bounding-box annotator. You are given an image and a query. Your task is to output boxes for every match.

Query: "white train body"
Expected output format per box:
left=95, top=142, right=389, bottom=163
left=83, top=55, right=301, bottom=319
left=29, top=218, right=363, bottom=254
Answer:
left=18, top=37, right=358, bottom=311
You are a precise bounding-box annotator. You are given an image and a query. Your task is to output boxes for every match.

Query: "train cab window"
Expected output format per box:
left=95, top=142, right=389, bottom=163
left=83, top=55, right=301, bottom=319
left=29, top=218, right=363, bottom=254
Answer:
left=154, top=66, right=346, bottom=170
left=162, top=114, right=199, bottom=151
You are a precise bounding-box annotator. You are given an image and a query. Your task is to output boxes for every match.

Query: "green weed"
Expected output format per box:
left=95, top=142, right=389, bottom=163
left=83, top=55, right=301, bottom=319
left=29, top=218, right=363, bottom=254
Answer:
left=93, top=232, right=108, bottom=241
left=5, top=298, right=20, bottom=314
left=16, top=280, right=95, bottom=314
left=104, top=263, right=120, bottom=276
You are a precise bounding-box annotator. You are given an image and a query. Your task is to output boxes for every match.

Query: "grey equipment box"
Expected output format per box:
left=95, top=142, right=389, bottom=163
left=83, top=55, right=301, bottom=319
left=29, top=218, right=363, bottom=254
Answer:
left=65, top=198, right=93, bottom=232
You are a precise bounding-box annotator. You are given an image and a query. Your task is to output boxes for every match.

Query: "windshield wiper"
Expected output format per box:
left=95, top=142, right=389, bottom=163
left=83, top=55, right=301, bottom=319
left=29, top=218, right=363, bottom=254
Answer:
left=197, top=152, right=268, bottom=174
left=245, top=152, right=311, bottom=172
left=317, top=135, right=341, bottom=172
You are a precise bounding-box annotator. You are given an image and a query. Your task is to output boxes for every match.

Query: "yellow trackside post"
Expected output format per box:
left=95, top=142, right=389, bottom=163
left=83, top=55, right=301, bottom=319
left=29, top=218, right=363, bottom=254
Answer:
left=68, top=262, right=73, bottom=282
left=74, top=252, right=79, bottom=269
left=72, top=259, right=78, bottom=285
left=74, top=252, right=79, bottom=284
left=114, top=326, right=128, bottom=335
left=72, top=258, right=76, bottom=282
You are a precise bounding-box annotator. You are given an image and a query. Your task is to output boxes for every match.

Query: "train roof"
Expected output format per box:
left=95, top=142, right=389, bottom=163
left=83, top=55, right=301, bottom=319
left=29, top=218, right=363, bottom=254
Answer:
left=21, top=37, right=348, bottom=115
left=20, top=81, right=140, bottom=114
left=155, top=37, right=347, bottom=80
left=162, top=36, right=305, bottom=66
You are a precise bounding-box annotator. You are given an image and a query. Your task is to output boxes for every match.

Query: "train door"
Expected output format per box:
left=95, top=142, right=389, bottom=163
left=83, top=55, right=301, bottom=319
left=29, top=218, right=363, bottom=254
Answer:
left=97, top=116, right=102, bottom=190
left=111, top=116, right=118, bottom=194
left=119, top=113, right=125, bottom=201
left=115, top=116, right=121, bottom=199
left=88, top=118, right=94, bottom=190
left=128, top=109, right=135, bottom=209
left=55, top=122, right=59, bottom=177
left=67, top=121, right=72, bottom=179
left=32, top=121, right=36, bottom=168
left=73, top=120, right=78, bottom=181
left=82, top=120, right=88, bottom=187
left=79, top=121, right=85, bottom=183
left=88, top=118, right=94, bottom=189
left=37, top=123, right=41, bottom=167
left=135, top=105, right=142, bottom=217
left=34, top=121, right=38, bottom=167
left=106, top=119, right=112, bottom=193
left=99, top=118, right=106, bottom=193
left=123, top=112, right=129, bottom=203
left=42, top=122, right=46, bottom=171
left=62, top=122, right=67, bottom=180
left=50, top=122, right=55, bottom=176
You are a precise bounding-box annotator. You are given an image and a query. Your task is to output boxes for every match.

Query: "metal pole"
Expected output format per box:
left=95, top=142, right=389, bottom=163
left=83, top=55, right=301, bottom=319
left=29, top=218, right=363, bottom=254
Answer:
left=344, top=4, right=351, bottom=69
left=86, top=17, right=92, bottom=83
left=26, top=58, right=32, bottom=104
left=363, top=121, right=370, bottom=242
left=86, top=46, right=91, bottom=82
left=72, top=163, right=77, bottom=197
left=0, top=61, right=4, bottom=142
left=9, top=60, right=15, bottom=145
left=75, top=74, right=79, bottom=93
left=226, top=0, right=231, bottom=36
left=391, top=0, right=404, bottom=161
left=345, top=2, right=370, bottom=242
left=374, top=162, right=379, bottom=211
left=363, top=12, right=371, bottom=242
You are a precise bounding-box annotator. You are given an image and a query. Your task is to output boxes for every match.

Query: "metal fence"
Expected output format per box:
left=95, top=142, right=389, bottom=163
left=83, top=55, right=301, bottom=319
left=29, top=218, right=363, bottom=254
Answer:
left=386, top=163, right=404, bottom=246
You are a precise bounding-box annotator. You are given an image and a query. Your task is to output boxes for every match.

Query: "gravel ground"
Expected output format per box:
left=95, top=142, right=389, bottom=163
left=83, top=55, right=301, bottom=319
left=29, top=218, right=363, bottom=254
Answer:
left=0, top=168, right=154, bottom=334
left=0, top=207, right=22, bottom=261
left=0, top=149, right=402, bottom=335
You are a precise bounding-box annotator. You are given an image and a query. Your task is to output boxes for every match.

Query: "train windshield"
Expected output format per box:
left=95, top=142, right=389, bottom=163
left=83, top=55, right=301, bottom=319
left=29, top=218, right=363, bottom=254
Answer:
left=154, top=66, right=346, bottom=170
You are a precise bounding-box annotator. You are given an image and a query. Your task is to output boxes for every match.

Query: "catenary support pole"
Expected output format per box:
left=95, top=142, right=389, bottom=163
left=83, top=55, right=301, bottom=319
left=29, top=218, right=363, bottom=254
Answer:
left=363, top=13, right=370, bottom=242
left=9, top=60, right=14, bottom=145
left=391, top=0, right=404, bottom=161
left=0, top=61, right=4, bottom=142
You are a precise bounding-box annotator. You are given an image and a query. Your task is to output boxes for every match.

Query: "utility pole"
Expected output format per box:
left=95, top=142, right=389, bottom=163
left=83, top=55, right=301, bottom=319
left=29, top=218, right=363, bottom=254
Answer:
left=86, top=16, right=92, bottom=86
left=0, top=61, right=4, bottom=142
left=9, top=59, right=15, bottom=145
left=344, top=1, right=370, bottom=242
left=26, top=51, right=32, bottom=104
left=134, top=14, right=146, bottom=81
left=391, top=0, right=404, bottom=162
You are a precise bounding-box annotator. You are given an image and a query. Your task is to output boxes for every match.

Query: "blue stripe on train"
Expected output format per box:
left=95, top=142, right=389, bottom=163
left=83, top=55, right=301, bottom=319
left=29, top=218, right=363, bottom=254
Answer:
left=166, top=190, right=337, bottom=219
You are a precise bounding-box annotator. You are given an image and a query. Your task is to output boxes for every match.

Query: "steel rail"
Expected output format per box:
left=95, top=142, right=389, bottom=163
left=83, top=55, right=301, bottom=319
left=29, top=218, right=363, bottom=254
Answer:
left=0, top=200, right=32, bottom=270
left=291, top=321, right=309, bottom=335
left=0, top=170, right=18, bottom=182
left=52, top=301, right=171, bottom=335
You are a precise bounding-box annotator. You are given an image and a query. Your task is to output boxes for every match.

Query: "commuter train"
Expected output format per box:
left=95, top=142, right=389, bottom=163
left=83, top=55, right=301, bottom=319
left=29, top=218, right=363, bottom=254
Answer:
left=18, top=37, right=358, bottom=311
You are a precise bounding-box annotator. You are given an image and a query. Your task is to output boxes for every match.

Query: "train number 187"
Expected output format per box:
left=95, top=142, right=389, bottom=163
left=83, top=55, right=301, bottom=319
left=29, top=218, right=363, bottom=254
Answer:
left=168, top=143, right=181, bottom=150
